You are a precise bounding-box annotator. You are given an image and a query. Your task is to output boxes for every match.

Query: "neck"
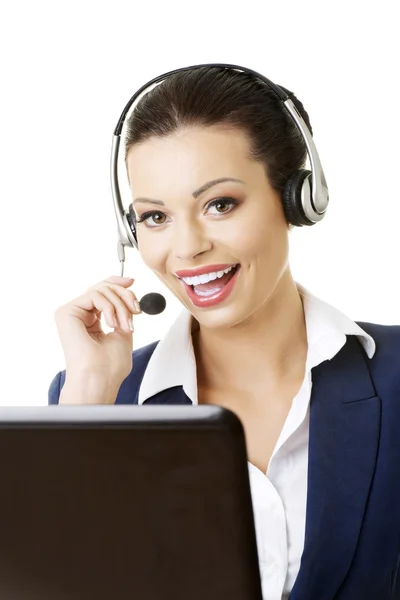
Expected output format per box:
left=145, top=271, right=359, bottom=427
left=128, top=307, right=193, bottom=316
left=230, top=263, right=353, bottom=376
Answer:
left=192, top=270, right=308, bottom=393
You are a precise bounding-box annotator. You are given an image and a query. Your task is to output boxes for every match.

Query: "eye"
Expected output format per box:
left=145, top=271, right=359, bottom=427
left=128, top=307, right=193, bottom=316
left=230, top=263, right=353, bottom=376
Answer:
left=206, top=197, right=238, bottom=215
left=136, top=210, right=168, bottom=228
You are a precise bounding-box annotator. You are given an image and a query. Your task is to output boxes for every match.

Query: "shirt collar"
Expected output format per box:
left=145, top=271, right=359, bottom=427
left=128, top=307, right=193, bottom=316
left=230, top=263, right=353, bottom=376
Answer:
left=138, top=284, right=376, bottom=406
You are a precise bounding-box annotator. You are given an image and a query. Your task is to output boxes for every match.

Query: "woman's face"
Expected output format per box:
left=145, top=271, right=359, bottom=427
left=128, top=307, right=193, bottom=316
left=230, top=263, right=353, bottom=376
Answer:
left=126, top=125, right=290, bottom=330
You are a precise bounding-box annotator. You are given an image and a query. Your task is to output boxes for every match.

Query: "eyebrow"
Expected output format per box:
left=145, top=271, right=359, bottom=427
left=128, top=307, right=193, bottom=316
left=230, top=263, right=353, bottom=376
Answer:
left=132, top=177, right=246, bottom=206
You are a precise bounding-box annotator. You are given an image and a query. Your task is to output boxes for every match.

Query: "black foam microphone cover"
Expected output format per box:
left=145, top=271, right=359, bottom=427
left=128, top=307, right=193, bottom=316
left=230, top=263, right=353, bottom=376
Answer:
left=139, top=292, right=166, bottom=315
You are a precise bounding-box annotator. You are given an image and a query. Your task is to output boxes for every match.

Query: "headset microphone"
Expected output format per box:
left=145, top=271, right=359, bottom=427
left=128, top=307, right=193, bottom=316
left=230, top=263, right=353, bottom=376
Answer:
left=139, top=293, right=167, bottom=315
left=117, top=241, right=167, bottom=315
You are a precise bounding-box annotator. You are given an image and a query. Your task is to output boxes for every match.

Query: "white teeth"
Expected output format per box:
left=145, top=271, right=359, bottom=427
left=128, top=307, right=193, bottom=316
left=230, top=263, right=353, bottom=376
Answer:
left=181, top=265, right=237, bottom=286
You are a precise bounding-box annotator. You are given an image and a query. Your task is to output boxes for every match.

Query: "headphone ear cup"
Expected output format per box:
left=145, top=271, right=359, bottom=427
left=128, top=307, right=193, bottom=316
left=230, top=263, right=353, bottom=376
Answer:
left=127, top=203, right=138, bottom=247
left=282, top=169, right=315, bottom=227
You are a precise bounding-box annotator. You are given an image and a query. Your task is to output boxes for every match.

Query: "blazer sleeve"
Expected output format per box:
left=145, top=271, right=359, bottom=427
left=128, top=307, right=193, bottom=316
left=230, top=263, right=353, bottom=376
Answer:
left=47, top=340, right=160, bottom=406
left=48, top=370, right=66, bottom=405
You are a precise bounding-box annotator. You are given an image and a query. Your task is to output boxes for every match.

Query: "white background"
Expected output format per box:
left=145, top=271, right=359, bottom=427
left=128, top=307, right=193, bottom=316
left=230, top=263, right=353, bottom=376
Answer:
left=0, top=0, right=398, bottom=406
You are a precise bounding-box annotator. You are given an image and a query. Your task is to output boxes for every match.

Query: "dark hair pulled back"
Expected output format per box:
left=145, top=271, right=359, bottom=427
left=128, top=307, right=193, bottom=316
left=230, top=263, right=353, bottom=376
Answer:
left=124, top=66, right=313, bottom=195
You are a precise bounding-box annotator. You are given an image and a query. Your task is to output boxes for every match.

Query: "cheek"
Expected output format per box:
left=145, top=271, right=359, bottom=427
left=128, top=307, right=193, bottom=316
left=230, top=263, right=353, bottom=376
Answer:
left=137, top=234, right=167, bottom=273
left=230, top=216, right=283, bottom=259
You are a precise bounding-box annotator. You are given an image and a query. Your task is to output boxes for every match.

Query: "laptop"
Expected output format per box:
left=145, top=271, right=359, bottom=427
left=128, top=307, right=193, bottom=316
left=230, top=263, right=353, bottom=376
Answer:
left=0, top=405, right=263, bottom=600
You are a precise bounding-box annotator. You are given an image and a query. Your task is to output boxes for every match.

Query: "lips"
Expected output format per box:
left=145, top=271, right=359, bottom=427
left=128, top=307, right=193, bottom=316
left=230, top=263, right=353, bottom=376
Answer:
left=175, top=264, right=237, bottom=278
left=179, top=265, right=241, bottom=308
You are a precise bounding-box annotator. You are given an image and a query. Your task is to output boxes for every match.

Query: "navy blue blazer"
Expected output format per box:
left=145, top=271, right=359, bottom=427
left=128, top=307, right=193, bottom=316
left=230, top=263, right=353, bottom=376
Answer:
left=49, top=322, right=400, bottom=600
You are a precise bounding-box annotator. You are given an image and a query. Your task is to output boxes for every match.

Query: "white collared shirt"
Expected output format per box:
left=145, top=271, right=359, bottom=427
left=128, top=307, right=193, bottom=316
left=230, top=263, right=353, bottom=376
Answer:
left=138, top=284, right=376, bottom=600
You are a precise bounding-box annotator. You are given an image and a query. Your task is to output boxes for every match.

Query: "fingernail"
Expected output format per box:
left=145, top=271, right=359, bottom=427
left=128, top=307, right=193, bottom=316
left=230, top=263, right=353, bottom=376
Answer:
left=133, top=300, right=141, bottom=313
left=128, top=316, right=134, bottom=331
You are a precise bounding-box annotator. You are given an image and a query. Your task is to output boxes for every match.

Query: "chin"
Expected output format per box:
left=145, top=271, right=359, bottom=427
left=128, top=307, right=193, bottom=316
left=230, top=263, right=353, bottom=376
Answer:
left=188, top=295, right=252, bottom=331
left=196, top=310, right=245, bottom=330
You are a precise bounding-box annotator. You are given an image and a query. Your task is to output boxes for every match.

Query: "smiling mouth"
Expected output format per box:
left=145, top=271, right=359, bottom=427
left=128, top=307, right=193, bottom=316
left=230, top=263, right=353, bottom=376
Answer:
left=188, top=264, right=239, bottom=295
left=179, top=264, right=241, bottom=308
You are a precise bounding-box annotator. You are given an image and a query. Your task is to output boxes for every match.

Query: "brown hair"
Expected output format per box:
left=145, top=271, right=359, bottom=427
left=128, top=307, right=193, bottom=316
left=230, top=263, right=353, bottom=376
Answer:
left=124, top=66, right=313, bottom=195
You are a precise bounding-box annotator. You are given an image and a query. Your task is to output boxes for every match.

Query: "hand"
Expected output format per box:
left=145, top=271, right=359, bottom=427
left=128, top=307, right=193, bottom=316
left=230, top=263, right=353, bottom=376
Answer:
left=54, top=275, right=141, bottom=403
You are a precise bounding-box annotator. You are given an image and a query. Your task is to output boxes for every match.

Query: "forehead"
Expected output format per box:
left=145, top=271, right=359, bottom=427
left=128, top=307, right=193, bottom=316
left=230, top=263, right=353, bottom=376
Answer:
left=126, top=125, right=256, bottom=193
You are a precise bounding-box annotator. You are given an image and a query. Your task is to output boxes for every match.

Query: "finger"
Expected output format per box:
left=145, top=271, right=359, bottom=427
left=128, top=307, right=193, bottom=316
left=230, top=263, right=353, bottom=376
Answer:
left=96, top=287, right=135, bottom=333
left=94, top=283, right=141, bottom=315
left=105, top=275, right=134, bottom=282
left=69, top=290, right=119, bottom=330
left=87, top=276, right=134, bottom=291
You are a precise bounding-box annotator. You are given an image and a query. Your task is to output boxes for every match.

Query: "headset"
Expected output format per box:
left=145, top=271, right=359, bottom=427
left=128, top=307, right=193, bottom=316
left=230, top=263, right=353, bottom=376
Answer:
left=110, top=63, right=329, bottom=277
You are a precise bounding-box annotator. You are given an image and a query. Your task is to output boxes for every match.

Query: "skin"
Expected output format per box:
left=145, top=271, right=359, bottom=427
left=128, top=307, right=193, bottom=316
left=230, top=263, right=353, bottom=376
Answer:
left=126, top=125, right=308, bottom=404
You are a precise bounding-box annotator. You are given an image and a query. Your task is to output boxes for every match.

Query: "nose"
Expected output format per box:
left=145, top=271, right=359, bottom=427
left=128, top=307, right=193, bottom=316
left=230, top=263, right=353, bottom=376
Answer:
left=173, top=219, right=212, bottom=261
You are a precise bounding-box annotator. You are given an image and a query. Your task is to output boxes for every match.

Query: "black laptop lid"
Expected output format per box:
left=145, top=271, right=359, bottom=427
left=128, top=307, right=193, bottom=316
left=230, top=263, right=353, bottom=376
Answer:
left=0, top=406, right=263, bottom=600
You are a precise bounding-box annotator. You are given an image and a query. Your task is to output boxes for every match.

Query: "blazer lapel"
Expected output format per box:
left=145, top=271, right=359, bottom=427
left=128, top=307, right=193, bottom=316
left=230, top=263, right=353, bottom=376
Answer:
left=290, top=336, right=381, bottom=600
left=142, top=386, right=193, bottom=405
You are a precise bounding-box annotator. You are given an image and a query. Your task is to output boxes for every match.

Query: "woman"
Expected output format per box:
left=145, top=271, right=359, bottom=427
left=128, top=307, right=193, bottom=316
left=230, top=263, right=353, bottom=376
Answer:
left=49, top=66, right=400, bottom=600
